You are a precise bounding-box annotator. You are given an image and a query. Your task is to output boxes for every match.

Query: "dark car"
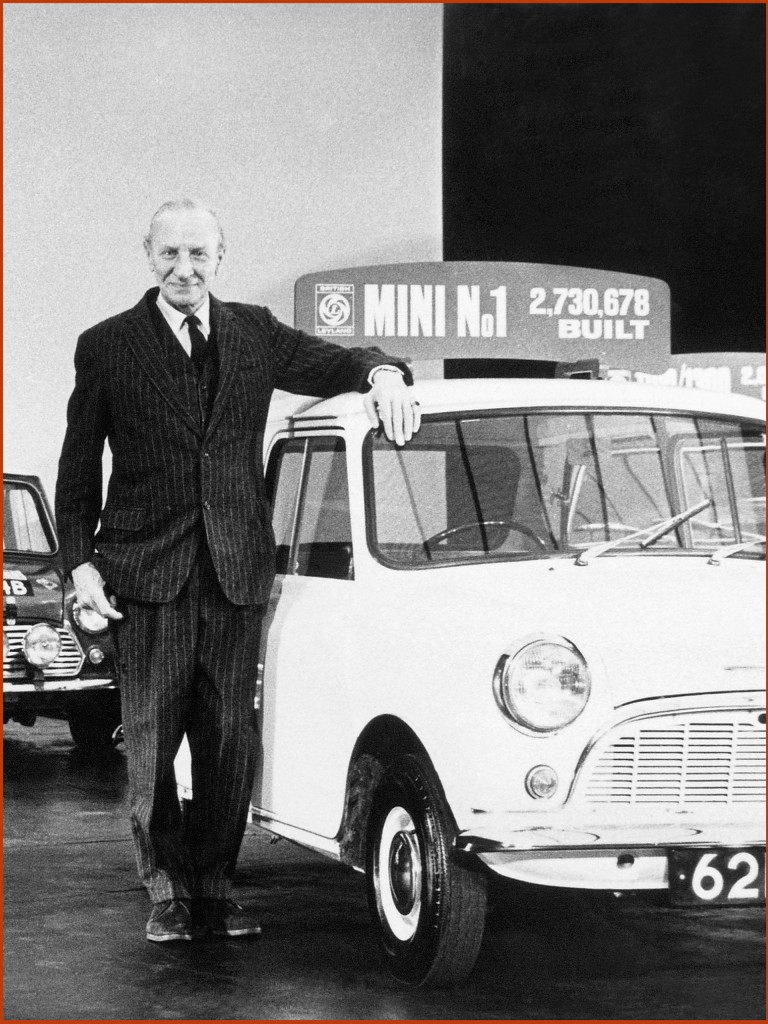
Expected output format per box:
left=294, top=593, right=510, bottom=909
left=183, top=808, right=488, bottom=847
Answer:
left=3, top=473, right=121, bottom=751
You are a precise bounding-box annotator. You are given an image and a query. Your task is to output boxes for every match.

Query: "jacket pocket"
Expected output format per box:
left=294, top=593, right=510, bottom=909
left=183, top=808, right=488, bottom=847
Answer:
left=100, top=507, right=145, bottom=531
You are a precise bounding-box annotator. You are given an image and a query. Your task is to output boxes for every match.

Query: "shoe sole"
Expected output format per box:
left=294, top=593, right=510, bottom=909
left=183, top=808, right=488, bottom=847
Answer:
left=146, top=931, right=193, bottom=942
left=211, top=926, right=262, bottom=937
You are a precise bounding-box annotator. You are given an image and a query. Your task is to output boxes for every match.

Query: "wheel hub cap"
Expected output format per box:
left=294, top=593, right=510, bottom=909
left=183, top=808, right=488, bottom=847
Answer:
left=377, top=805, right=423, bottom=941
left=389, top=830, right=418, bottom=914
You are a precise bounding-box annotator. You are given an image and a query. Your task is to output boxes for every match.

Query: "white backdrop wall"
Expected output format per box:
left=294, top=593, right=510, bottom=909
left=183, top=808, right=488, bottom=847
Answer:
left=4, top=3, right=443, bottom=497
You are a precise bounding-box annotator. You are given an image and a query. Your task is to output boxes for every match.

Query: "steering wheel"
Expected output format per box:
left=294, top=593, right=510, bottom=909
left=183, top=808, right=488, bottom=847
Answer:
left=690, top=519, right=731, bottom=535
left=424, top=519, right=547, bottom=552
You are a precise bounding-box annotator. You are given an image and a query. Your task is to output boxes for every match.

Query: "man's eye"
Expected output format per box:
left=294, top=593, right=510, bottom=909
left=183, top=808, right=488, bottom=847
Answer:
left=191, top=251, right=208, bottom=261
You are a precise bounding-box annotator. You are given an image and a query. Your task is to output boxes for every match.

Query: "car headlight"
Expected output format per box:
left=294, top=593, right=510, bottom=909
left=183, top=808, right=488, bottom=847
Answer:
left=23, top=624, right=61, bottom=667
left=72, top=602, right=109, bottom=635
left=494, top=638, right=591, bottom=732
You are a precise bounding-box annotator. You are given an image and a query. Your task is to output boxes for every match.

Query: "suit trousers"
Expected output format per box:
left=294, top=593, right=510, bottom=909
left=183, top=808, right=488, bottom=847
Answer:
left=110, top=543, right=263, bottom=903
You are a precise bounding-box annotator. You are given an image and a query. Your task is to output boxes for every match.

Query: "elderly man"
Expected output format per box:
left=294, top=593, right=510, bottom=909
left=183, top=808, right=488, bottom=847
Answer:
left=55, top=200, right=419, bottom=942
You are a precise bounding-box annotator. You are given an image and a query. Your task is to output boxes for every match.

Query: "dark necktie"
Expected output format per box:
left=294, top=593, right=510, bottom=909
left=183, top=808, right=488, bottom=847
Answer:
left=183, top=314, right=208, bottom=372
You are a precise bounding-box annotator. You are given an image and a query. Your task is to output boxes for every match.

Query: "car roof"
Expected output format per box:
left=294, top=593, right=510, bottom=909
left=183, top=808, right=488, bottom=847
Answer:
left=3, top=473, right=45, bottom=488
left=268, top=378, right=767, bottom=424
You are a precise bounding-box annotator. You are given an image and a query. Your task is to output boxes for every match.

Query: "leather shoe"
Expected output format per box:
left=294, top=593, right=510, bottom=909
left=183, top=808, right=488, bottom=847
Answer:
left=146, top=899, right=193, bottom=942
left=194, top=899, right=262, bottom=938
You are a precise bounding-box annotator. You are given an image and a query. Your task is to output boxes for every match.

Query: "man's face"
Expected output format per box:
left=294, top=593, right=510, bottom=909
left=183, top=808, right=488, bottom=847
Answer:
left=146, top=208, right=222, bottom=314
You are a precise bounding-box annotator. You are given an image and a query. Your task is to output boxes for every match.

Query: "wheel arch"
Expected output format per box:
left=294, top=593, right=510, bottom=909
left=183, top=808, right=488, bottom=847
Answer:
left=338, top=715, right=451, bottom=871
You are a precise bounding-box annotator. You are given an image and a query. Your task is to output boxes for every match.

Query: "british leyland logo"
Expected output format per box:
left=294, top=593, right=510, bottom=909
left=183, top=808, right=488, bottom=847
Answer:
left=315, top=284, right=354, bottom=336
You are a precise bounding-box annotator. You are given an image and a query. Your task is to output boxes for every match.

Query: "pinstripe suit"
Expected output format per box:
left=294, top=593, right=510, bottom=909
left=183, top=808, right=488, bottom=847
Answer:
left=56, top=287, right=410, bottom=902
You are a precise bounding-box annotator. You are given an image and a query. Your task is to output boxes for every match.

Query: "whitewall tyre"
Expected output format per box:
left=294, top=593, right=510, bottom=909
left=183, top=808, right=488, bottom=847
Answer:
left=366, top=753, right=487, bottom=987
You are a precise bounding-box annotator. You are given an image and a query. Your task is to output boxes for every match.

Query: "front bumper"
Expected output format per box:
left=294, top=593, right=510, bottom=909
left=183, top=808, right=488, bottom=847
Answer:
left=4, top=676, right=116, bottom=696
left=456, top=807, right=765, bottom=890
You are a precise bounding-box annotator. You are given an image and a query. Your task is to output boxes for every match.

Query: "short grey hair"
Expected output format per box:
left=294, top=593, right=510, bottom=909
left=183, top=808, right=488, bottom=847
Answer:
left=144, top=199, right=226, bottom=254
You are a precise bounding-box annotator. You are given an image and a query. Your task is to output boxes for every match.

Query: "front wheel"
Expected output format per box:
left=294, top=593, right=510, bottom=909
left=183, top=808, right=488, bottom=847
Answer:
left=366, top=754, right=487, bottom=987
left=67, top=690, right=122, bottom=753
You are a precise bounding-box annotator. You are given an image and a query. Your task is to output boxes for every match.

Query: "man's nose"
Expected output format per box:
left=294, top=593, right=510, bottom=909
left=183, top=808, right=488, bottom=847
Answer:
left=173, top=252, right=195, bottom=279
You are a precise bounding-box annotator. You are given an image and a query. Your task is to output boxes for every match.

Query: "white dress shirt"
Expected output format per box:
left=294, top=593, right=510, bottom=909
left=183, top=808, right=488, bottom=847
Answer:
left=156, top=293, right=211, bottom=357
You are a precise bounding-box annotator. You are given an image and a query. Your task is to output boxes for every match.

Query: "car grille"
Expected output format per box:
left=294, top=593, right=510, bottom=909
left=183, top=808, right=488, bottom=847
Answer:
left=579, top=711, right=765, bottom=806
left=3, top=625, right=85, bottom=678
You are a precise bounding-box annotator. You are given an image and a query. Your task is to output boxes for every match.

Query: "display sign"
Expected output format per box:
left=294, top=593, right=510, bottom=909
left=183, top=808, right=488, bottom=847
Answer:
left=607, top=352, right=766, bottom=401
left=295, top=262, right=671, bottom=371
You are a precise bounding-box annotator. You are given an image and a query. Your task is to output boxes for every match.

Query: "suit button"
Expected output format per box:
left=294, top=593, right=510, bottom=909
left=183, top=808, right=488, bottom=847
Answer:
left=203, top=451, right=211, bottom=459
left=203, top=500, right=211, bottom=511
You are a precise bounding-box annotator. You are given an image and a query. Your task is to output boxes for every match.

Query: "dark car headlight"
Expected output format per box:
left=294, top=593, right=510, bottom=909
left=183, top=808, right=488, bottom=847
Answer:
left=23, top=624, right=61, bottom=667
left=72, top=602, right=110, bottom=635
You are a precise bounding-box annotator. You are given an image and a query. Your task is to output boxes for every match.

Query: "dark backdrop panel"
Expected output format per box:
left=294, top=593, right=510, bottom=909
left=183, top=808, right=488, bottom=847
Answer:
left=443, top=4, right=765, bottom=352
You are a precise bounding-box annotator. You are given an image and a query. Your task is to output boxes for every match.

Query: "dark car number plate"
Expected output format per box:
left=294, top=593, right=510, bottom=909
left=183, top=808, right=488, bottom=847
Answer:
left=3, top=578, right=34, bottom=597
left=669, top=848, right=765, bottom=905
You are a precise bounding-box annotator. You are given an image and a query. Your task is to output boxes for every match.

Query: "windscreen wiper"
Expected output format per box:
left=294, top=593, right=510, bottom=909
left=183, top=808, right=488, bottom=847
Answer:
left=708, top=537, right=766, bottom=565
left=576, top=499, right=712, bottom=566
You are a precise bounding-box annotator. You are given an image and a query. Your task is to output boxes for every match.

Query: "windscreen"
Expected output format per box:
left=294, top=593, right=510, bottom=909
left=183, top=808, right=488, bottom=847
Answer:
left=367, top=413, right=766, bottom=566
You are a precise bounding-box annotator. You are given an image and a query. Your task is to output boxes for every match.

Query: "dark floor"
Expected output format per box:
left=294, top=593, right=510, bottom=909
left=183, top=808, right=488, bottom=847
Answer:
left=4, top=719, right=766, bottom=1021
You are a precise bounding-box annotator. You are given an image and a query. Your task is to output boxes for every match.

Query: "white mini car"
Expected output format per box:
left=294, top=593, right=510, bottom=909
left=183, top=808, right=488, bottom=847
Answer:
left=179, top=374, right=765, bottom=986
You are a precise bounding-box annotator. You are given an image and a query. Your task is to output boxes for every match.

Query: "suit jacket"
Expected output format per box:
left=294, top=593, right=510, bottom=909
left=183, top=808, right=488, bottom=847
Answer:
left=55, top=288, right=411, bottom=605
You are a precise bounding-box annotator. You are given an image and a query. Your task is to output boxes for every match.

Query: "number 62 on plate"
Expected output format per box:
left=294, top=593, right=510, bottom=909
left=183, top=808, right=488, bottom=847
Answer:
left=669, top=848, right=765, bottom=905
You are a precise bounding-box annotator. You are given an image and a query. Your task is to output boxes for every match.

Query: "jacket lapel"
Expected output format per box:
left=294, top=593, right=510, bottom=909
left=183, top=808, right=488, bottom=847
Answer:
left=122, top=291, right=204, bottom=437
left=205, top=296, right=244, bottom=438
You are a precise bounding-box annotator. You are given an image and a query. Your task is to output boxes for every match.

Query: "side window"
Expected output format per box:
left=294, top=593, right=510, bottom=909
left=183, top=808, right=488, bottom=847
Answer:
left=266, top=439, right=306, bottom=574
left=295, top=437, right=353, bottom=579
left=3, top=483, right=55, bottom=554
left=266, top=436, right=353, bottom=580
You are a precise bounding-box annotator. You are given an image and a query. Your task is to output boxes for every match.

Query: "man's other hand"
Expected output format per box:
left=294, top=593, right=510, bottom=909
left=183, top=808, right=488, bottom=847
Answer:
left=71, top=562, right=123, bottom=621
left=364, top=370, right=421, bottom=446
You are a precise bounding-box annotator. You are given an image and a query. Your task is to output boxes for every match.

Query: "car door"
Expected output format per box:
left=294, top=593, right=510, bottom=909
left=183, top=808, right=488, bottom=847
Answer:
left=253, top=431, right=361, bottom=837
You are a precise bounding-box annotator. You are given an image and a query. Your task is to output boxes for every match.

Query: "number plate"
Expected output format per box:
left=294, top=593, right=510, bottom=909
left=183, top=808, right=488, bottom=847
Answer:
left=669, top=847, right=765, bottom=906
left=3, top=578, right=34, bottom=597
